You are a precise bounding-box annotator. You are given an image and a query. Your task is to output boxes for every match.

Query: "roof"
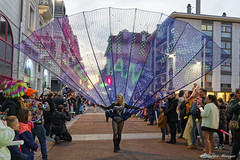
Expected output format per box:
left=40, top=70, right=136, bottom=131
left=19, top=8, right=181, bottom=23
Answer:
left=170, top=12, right=240, bottom=23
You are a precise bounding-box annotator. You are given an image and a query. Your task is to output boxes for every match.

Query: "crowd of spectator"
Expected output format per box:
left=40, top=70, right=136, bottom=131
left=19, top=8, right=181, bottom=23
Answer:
left=0, top=80, right=88, bottom=160
left=141, top=83, right=240, bottom=160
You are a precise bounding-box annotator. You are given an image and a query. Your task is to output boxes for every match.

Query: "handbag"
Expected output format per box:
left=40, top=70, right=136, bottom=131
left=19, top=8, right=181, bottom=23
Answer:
left=229, top=120, right=239, bottom=130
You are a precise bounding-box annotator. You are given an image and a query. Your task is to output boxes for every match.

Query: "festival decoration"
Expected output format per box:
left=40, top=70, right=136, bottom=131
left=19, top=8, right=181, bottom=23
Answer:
left=15, top=8, right=230, bottom=109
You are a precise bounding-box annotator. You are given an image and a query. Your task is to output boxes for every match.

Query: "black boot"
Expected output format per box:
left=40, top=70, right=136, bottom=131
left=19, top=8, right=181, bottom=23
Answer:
left=116, top=138, right=121, bottom=151
left=113, top=139, right=118, bottom=152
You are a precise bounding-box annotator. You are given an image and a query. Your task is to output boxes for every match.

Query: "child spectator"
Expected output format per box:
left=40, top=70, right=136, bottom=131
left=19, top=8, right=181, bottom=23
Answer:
left=6, top=116, right=28, bottom=160
left=52, top=105, right=72, bottom=144
left=0, top=119, right=15, bottom=160
left=158, top=105, right=167, bottom=142
left=17, top=109, right=39, bottom=160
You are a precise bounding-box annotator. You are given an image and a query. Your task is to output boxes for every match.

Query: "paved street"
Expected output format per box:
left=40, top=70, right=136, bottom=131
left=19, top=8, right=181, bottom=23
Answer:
left=46, top=107, right=233, bottom=160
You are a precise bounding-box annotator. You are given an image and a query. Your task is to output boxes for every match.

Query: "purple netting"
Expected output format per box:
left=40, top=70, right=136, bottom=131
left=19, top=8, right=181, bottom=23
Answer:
left=15, top=8, right=230, bottom=110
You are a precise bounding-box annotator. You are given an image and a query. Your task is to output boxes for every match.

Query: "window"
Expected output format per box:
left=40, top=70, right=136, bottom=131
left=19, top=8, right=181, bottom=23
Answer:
left=38, top=64, right=41, bottom=72
left=221, top=41, right=231, bottom=54
left=221, top=83, right=231, bottom=89
left=29, top=6, right=35, bottom=30
left=205, top=74, right=212, bottom=82
left=221, top=62, right=231, bottom=72
left=0, top=14, right=13, bottom=82
left=202, top=25, right=213, bottom=31
left=221, top=23, right=232, bottom=38
left=202, top=24, right=213, bottom=37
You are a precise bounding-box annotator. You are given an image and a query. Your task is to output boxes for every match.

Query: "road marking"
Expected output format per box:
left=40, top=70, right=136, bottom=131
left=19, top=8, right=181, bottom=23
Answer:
left=72, top=133, right=161, bottom=141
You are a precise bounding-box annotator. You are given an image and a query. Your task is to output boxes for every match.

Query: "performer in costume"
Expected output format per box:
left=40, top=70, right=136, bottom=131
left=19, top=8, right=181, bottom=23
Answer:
left=97, top=94, right=143, bottom=152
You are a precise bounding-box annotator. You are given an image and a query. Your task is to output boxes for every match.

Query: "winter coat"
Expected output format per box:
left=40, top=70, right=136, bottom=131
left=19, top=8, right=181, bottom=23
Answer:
left=7, top=131, right=28, bottom=160
left=201, top=102, right=219, bottom=130
left=225, top=100, right=233, bottom=120
left=0, top=120, right=15, bottom=160
left=52, top=111, right=71, bottom=135
left=219, top=104, right=227, bottom=130
left=229, top=99, right=240, bottom=121
left=43, top=97, right=56, bottom=123
left=18, top=122, right=38, bottom=157
left=164, top=98, right=178, bottom=122
left=1, top=98, right=21, bottom=116
left=158, top=111, right=167, bottom=128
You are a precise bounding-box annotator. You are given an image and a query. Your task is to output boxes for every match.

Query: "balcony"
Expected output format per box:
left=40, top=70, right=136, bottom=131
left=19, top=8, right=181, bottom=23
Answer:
left=39, top=0, right=53, bottom=22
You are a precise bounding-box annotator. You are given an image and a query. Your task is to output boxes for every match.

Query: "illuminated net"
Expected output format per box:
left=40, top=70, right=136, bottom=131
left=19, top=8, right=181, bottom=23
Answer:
left=15, top=8, right=229, bottom=110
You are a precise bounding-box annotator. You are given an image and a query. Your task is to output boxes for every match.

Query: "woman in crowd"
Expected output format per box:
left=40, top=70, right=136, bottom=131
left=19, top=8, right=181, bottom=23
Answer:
left=176, top=90, right=185, bottom=135
left=96, top=94, right=143, bottom=152
left=229, top=88, right=240, bottom=160
left=199, top=95, right=219, bottom=159
left=216, top=98, right=227, bottom=150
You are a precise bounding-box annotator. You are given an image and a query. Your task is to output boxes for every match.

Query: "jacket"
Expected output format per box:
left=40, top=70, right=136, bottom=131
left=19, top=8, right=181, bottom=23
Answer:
left=18, top=122, right=38, bottom=157
left=24, top=99, right=50, bottom=123
left=52, top=111, right=71, bottom=135
left=7, top=131, right=28, bottom=160
left=219, top=104, right=227, bottom=130
left=99, top=103, right=140, bottom=121
left=164, top=98, right=178, bottom=122
left=0, top=120, right=15, bottom=160
left=1, top=98, right=21, bottom=116
left=201, top=102, right=219, bottom=130
left=229, top=99, right=240, bottom=121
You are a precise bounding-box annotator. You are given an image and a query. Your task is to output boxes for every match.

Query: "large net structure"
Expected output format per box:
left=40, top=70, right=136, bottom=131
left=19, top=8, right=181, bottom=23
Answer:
left=15, top=8, right=229, bottom=110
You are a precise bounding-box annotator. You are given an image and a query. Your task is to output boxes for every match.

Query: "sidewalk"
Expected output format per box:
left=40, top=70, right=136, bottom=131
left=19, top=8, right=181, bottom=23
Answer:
left=35, top=108, right=87, bottom=160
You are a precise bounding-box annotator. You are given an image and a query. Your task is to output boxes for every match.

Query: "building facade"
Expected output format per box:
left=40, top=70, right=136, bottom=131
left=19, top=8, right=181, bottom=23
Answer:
left=0, top=0, right=53, bottom=94
left=169, top=9, right=240, bottom=101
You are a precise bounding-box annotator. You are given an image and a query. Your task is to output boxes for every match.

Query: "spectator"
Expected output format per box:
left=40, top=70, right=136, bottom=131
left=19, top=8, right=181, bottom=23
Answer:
left=6, top=116, right=28, bottom=160
left=53, top=92, right=65, bottom=108
left=24, top=88, right=49, bottom=160
left=225, top=93, right=235, bottom=145
left=0, top=81, right=7, bottom=106
left=0, top=119, right=15, bottom=160
left=43, top=92, right=56, bottom=137
left=177, top=90, right=185, bottom=135
left=199, top=95, right=219, bottom=159
left=158, top=105, right=167, bottom=142
left=1, top=80, right=28, bottom=116
left=183, top=90, right=195, bottom=147
left=147, top=92, right=155, bottom=125
left=17, top=109, right=39, bottom=160
left=164, top=92, right=178, bottom=144
left=52, top=105, right=72, bottom=144
left=216, top=98, right=227, bottom=150
left=229, top=88, right=240, bottom=160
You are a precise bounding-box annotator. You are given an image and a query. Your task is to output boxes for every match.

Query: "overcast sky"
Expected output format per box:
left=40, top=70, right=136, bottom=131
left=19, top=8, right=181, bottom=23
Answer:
left=65, top=0, right=240, bottom=18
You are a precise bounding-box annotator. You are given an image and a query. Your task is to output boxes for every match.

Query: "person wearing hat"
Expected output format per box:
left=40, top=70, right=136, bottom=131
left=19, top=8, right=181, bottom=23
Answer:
left=24, top=88, right=50, bottom=160
left=1, top=80, right=28, bottom=116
